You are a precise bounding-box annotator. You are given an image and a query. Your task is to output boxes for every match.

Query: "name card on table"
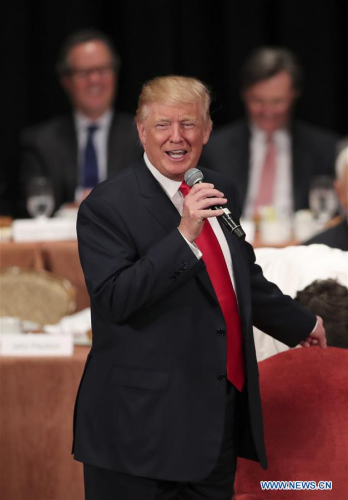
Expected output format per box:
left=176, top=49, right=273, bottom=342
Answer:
left=0, top=334, right=74, bottom=357
left=12, top=219, right=77, bottom=242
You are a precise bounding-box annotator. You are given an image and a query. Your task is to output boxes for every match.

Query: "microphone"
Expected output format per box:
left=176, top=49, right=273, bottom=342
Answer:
left=184, top=168, right=246, bottom=240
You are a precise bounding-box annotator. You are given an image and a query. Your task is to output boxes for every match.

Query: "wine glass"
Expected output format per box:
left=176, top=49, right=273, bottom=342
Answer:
left=309, top=175, right=338, bottom=224
left=26, top=177, right=55, bottom=219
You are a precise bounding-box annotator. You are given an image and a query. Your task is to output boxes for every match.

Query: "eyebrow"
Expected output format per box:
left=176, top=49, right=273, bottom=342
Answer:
left=154, top=116, right=197, bottom=123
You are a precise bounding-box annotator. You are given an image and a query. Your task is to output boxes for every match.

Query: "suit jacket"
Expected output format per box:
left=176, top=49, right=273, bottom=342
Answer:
left=17, top=112, right=143, bottom=216
left=304, top=220, right=348, bottom=251
left=73, top=160, right=316, bottom=482
left=200, top=119, right=338, bottom=212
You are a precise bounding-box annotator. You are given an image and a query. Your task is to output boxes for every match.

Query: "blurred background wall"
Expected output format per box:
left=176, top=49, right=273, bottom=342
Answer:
left=3, top=0, right=348, bottom=208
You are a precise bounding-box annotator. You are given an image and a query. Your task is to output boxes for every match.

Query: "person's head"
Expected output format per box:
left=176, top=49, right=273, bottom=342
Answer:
left=334, top=146, right=348, bottom=213
left=135, top=76, right=212, bottom=181
left=295, top=279, right=348, bottom=349
left=240, top=47, right=303, bottom=133
left=57, top=29, right=120, bottom=120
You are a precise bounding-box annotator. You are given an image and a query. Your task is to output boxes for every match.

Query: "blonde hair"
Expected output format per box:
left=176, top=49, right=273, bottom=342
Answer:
left=136, top=75, right=212, bottom=128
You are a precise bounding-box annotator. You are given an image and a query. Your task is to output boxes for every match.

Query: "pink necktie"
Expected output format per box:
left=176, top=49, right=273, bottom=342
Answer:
left=254, top=134, right=276, bottom=212
left=179, top=182, right=245, bottom=391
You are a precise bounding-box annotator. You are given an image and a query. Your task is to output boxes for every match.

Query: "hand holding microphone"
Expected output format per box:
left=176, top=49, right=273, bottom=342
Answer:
left=178, top=168, right=246, bottom=242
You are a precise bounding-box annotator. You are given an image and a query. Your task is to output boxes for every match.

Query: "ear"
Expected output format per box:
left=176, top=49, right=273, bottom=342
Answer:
left=136, top=121, right=147, bottom=147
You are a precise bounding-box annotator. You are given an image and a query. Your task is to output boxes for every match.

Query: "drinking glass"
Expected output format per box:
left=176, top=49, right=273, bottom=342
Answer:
left=26, top=177, right=55, bottom=219
left=309, top=175, right=338, bottom=223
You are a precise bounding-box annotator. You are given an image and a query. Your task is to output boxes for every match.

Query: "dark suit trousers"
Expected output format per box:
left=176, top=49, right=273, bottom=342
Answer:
left=83, top=381, right=238, bottom=500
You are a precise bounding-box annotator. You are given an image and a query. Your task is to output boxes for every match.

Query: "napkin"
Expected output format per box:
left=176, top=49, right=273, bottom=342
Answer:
left=44, top=308, right=91, bottom=344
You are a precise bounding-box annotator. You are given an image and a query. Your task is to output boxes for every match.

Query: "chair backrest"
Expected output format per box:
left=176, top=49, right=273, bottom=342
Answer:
left=234, top=347, right=348, bottom=500
left=0, top=267, right=76, bottom=326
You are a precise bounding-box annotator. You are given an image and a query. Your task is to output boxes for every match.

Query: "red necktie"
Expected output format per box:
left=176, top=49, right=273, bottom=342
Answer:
left=179, top=182, right=245, bottom=391
left=254, top=133, right=276, bottom=213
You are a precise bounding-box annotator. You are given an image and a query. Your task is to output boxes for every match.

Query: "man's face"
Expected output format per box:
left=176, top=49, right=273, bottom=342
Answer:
left=243, top=71, right=298, bottom=133
left=62, top=40, right=116, bottom=119
left=136, top=102, right=211, bottom=181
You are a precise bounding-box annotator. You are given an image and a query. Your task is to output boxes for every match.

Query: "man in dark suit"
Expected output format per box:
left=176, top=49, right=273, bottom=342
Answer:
left=305, top=146, right=348, bottom=250
left=17, top=29, right=142, bottom=217
left=74, top=76, right=326, bottom=499
left=200, top=47, right=338, bottom=220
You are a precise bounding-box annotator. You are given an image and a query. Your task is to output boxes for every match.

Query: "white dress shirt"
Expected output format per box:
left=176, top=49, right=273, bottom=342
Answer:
left=143, top=153, right=238, bottom=293
left=244, top=125, right=293, bottom=219
left=74, top=110, right=113, bottom=199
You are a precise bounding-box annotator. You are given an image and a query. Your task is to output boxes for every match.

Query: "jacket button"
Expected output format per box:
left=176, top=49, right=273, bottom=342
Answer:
left=217, top=328, right=225, bottom=336
left=217, top=374, right=226, bottom=382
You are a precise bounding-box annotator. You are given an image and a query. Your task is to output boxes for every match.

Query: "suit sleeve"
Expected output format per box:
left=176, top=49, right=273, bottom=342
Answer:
left=225, top=178, right=317, bottom=347
left=77, top=195, right=203, bottom=323
left=248, top=243, right=316, bottom=345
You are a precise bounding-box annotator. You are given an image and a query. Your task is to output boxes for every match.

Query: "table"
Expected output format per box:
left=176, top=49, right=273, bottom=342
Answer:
left=0, top=235, right=303, bottom=499
left=0, top=241, right=90, bottom=312
left=0, top=346, right=89, bottom=500
left=0, top=235, right=298, bottom=314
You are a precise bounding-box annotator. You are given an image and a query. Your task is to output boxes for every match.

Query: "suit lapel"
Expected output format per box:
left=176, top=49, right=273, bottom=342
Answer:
left=133, top=160, right=182, bottom=232
left=220, top=223, right=250, bottom=337
left=204, top=164, right=251, bottom=334
left=204, top=167, right=251, bottom=315
left=133, top=161, right=220, bottom=304
left=132, top=161, right=251, bottom=316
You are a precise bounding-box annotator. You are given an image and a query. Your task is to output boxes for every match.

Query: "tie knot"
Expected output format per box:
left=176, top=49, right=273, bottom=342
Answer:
left=179, top=181, right=191, bottom=197
left=87, top=124, right=98, bottom=136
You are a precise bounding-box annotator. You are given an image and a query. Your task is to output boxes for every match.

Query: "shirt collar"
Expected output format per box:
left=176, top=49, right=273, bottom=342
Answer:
left=250, top=122, right=289, bottom=143
left=74, top=109, right=113, bottom=131
left=143, top=153, right=182, bottom=200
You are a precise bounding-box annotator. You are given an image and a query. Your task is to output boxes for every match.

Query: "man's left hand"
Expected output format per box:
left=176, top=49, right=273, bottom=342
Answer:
left=300, top=315, right=327, bottom=349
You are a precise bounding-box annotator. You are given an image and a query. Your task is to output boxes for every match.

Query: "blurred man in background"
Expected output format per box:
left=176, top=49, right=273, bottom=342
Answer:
left=200, top=47, right=339, bottom=220
left=17, top=28, right=142, bottom=217
left=304, top=146, right=348, bottom=250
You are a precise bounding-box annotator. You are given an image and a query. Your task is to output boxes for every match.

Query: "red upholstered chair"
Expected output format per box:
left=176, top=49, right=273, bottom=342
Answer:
left=233, top=347, right=348, bottom=500
left=233, top=495, right=262, bottom=499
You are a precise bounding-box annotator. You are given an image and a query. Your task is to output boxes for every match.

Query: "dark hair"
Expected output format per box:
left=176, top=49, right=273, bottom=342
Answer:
left=56, top=28, right=121, bottom=76
left=295, top=279, right=348, bottom=349
left=240, top=47, right=303, bottom=92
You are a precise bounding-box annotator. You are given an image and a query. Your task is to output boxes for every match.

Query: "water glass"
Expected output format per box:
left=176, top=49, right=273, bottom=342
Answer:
left=26, top=177, right=55, bottom=219
left=309, top=175, right=338, bottom=223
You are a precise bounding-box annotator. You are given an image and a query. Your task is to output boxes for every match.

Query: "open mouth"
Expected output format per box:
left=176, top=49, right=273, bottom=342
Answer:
left=165, top=150, right=187, bottom=159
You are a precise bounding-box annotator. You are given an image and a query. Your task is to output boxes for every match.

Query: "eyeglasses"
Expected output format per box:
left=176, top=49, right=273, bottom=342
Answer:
left=68, top=64, right=115, bottom=79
